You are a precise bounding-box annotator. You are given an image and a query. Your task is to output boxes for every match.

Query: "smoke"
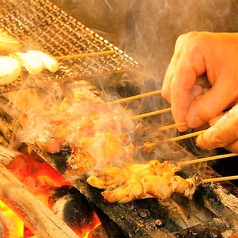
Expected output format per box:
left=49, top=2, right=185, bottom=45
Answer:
left=4, top=0, right=237, bottom=164
left=50, top=0, right=238, bottom=105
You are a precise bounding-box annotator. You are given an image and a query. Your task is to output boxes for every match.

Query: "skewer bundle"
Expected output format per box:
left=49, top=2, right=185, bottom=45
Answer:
left=104, top=90, right=238, bottom=196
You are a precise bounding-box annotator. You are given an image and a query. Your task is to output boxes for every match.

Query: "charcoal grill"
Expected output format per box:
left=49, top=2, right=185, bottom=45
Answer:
left=0, top=0, right=238, bottom=237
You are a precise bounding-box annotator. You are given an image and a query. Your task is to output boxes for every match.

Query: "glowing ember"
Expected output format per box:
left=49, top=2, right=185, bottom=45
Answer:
left=0, top=200, right=24, bottom=238
left=3, top=149, right=101, bottom=237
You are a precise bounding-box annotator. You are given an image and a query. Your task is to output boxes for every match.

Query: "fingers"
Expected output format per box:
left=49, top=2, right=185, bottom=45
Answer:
left=196, top=105, right=238, bottom=152
left=186, top=79, right=238, bottom=128
left=162, top=32, right=207, bottom=131
left=225, top=141, right=238, bottom=153
left=162, top=34, right=186, bottom=103
left=162, top=31, right=238, bottom=132
left=162, top=33, right=190, bottom=103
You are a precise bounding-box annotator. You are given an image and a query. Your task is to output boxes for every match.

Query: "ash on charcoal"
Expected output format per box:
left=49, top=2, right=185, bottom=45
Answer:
left=50, top=186, right=94, bottom=229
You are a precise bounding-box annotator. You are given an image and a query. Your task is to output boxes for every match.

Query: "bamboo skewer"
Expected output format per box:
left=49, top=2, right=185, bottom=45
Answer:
left=158, top=122, right=187, bottom=131
left=141, top=129, right=206, bottom=150
left=178, top=153, right=238, bottom=167
left=131, top=108, right=171, bottom=120
left=55, top=50, right=114, bottom=60
left=163, top=129, right=206, bottom=143
left=202, top=175, right=238, bottom=183
left=107, top=90, right=162, bottom=105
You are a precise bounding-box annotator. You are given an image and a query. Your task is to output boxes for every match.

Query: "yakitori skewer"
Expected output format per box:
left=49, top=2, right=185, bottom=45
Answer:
left=140, top=129, right=206, bottom=152
left=158, top=122, right=187, bottom=131
left=178, top=153, right=238, bottom=167
left=202, top=175, right=238, bottom=183
left=55, top=50, right=114, bottom=60
left=131, top=107, right=171, bottom=120
left=163, top=129, right=206, bottom=142
left=107, top=89, right=162, bottom=105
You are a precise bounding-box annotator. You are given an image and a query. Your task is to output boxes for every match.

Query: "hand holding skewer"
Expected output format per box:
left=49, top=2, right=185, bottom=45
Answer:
left=161, top=31, right=238, bottom=153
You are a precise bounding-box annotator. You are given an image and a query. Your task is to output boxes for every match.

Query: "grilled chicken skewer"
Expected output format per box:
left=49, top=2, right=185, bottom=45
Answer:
left=87, top=153, right=238, bottom=203
left=87, top=160, right=198, bottom=203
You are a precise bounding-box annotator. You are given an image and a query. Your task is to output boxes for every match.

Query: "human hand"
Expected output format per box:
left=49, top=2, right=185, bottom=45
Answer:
left=196, top=104, right=238, bottom=153
left=162, top=31, right=238, bottom=132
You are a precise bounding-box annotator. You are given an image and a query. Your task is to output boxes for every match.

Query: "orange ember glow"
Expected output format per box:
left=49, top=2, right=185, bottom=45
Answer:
left=3, top=150, right=101, bottom=237
left=83, top=213, right=101, bottom=238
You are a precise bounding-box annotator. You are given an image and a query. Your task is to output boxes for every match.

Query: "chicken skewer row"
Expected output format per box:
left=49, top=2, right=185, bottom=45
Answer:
left=86, top=160, right=198, bottom=203
left=87, top=152, right=238, bottom=203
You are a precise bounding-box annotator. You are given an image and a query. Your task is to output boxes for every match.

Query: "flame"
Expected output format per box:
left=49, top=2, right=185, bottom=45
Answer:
left=3, top=150, right=101, bottom=237
left=7, top=152, right=72, bottom=205
left=82, top=213, right=101, bottom=238
left=0, top=200, right=24, bottom=238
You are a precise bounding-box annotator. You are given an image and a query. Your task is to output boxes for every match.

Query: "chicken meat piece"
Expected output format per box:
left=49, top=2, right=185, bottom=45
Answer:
left=87, top=160, right=180, bottom=190
left=0, top=28, right=21, bottom=52
left=102, top=175, right=147, bottom=203
left=142, top=172, right=177, bottom=200
left=66, top=147, right=96, bottom=175
left=173, top=175, right=197, bottom=200
left=86, top=166, right=128, bottom=189
left=0, top=56, right=21, bottom=85
left=101, top=173, right=197, bottom=203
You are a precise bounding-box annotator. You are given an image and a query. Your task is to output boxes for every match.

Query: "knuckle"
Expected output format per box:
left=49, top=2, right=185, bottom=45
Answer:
left=225, top=137, right=238, bottom=152
left=209, top=133, right=226, bottom=147
left=161, top=90, right=169, bottom=101
left=225, top=144, right=238, bottom=153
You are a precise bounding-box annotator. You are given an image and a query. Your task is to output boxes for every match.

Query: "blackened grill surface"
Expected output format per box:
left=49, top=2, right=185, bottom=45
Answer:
left=0, top=0, right=139, bottom=92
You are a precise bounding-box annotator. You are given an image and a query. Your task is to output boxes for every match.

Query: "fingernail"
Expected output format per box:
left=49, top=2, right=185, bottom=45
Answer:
left=177, top=125, right=188, bottom=132
left=195, top=136, right=205, bottom=148
left=186, top=116, right=204, bottom=128
left=195, top=131, right=215, bottom=150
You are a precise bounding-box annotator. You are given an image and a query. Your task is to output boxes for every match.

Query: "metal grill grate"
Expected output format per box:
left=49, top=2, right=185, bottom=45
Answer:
left=0, top=0, right=139, bottom=92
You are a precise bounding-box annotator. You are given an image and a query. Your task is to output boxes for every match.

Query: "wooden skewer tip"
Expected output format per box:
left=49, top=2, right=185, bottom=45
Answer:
left=178, top=153, right=238, bottom=166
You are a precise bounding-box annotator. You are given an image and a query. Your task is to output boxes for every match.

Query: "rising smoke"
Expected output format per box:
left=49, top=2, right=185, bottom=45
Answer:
left=51, top=0, right=238, bottom=83
left=48, top=0, right=238, bottom=160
